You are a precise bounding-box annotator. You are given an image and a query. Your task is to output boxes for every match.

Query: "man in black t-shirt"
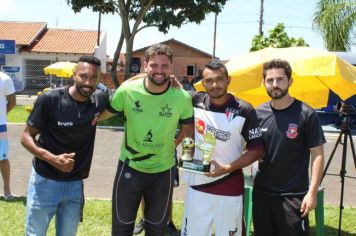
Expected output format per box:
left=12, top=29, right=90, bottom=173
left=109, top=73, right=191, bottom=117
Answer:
left=21, top=56, right=109, bottom=236
left=253, top=59, right=326, bottom=236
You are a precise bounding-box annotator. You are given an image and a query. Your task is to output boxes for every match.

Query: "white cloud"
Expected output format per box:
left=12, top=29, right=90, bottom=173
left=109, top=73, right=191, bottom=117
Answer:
left=0, top=0, right=16, bottom=12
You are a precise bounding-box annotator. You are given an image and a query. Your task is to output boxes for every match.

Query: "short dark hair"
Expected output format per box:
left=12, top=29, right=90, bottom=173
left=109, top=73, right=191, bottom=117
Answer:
left=78, top=55, right=101, bottom=67
left=144, top=44, right=173, bottom=63
left=202, top=59, right=229, bottom=77
left=263, top=59, right=292, bottom=80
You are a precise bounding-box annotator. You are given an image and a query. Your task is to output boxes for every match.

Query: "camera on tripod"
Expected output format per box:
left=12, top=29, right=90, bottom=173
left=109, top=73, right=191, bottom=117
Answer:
left=335, top=101, right=355, bottom=116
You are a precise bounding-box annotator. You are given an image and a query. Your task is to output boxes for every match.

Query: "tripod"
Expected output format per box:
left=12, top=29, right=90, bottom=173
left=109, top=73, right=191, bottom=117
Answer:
left=321, top=114, right=356, bottom=236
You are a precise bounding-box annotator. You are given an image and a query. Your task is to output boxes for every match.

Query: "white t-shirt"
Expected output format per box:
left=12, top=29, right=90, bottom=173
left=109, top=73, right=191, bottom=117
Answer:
left=0, top=72, right=15, bottom=125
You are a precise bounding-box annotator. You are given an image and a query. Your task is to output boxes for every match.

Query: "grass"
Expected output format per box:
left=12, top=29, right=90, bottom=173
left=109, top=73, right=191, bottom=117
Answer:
left=7, top=105, right=123, bottom=126
left=0, top=197, right=355, bottom=236
left=7, top=105, right=29, bottom=123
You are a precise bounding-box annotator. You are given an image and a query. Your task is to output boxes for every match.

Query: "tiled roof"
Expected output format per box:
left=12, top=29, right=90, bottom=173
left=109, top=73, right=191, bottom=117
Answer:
left=0, top=21, right=46, bottom=45
left=26, top=29, right=98, bottom=54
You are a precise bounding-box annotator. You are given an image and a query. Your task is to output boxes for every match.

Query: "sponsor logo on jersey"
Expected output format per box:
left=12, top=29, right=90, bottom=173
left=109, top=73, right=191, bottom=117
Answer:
left=195, top=118, right=206, bottom=135
left=57, top=121, right=74, bottom=126
left=206, top=124, right=231, bottom=142
left=225, top=107, right=239, bottom=122
left=143, top=129, right=153, bottom=142
left=286, top=123, right=299, bottom=139
left=249, top=127, right=262, bottom=140
left=159, top=104, right=172, bottom=117
left=132, top=100, right=143, bottom=112
left=134, top=137, right=164, bottom=149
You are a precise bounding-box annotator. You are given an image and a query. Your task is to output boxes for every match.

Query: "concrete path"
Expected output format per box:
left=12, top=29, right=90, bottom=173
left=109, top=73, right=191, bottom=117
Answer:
left=3, top=123, right=356, bottom=207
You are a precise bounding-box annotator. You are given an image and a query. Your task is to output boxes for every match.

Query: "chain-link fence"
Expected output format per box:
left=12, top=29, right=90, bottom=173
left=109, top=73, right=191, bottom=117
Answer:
left=24, top=59, right=74, bottom=92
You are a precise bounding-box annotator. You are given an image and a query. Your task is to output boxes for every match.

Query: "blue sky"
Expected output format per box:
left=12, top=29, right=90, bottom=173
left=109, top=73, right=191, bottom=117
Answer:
left=1, top=0, right=351, bottom=60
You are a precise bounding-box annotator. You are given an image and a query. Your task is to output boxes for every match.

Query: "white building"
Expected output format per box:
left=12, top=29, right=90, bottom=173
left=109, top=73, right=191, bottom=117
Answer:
left=0, top=21, right=107, bottom=92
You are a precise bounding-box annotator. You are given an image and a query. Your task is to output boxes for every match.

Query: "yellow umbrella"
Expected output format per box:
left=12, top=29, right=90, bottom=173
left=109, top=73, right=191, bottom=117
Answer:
left=44, top=61, right=77, bottom=78
left=195, top=47, right=356, bottom=108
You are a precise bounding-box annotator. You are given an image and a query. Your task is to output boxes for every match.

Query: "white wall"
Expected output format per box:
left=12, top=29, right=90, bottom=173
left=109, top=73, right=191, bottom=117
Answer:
left=94, top=30, right=107, bottom=73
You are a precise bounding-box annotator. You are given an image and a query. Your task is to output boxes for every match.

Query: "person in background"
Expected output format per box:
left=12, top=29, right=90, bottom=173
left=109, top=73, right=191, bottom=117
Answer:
left=21, top=56, right=109, bottom=236
left=253, top=59, right=325, bottom=236
left=99, top=43, right=194, bottom=236
left=181, top=59, right=264, bottom=236
left=0, top=71, right=16, bottom=200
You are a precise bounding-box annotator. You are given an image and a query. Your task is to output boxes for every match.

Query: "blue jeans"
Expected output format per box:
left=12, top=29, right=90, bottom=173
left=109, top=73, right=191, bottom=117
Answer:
left=25, top=168, right=83, bottom=236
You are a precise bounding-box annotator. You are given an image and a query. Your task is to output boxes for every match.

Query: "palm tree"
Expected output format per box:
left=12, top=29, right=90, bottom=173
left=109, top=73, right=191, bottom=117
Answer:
left=313, top=0, right=356, bottom=51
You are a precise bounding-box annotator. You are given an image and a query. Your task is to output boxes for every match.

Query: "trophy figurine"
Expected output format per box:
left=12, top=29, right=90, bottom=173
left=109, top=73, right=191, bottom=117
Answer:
left=195, top=133, right=216, bottom=172
left=179, top=133, right=216, bottom=174
left=179, top=137, right=194, bottom=164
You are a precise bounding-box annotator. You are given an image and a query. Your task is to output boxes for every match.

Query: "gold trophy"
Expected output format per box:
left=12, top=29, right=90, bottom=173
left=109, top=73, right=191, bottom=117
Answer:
left=179, top=133, right=216, bottom=173
left=180, top=137, right=194, bottom=163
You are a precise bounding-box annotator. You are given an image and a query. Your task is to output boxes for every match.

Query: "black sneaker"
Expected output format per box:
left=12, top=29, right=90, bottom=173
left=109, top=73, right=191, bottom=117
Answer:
left=133, top=218, right=144, bottom=235
left=166, top=221, right=180, bottom=236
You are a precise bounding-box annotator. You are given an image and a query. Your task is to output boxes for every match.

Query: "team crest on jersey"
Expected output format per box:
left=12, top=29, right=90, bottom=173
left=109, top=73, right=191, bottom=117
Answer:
left=132, top=100, right=143, bottom=112
left=159, top=104, right=172, bottom=117
left=286, top=124, right=299, bottom=139
left=195, top=118, right=206, bottom=135
left=225, top=107, right=239, bottom=122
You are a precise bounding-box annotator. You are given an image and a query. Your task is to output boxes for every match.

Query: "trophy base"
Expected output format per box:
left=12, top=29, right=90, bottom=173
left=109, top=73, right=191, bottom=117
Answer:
left=179, top=160, right=210, bottom=174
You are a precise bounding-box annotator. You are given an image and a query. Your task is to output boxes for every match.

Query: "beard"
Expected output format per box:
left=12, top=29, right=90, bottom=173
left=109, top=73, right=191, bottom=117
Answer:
left=75, top=84, right=95, bottom=98
left=207, top=87, right=228, bottom=99
left=267, top=87, right=289, bottom=99
left=148, top=73, right=169, bottom=86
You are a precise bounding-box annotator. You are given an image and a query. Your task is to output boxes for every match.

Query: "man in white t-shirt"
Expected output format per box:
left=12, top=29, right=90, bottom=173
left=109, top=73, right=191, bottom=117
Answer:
left=0, top=71, right=16, bottom=200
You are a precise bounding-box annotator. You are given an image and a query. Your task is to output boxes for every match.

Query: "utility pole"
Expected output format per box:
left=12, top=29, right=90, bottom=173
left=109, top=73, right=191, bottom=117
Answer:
left=97, top=12, right=101, bottom=46
left=259, top=0, right=264, bottom=36
left=212, top=12, right=217, bottom=59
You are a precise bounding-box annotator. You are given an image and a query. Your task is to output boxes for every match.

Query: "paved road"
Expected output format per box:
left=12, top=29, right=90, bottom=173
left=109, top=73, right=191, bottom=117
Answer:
left=3, top=123, right=356, bottom=206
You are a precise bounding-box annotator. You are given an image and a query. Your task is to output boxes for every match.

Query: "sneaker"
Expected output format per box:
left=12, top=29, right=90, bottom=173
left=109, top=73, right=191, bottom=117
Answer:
left=133, top=218, right=144, bottom=235
left=166, top=221, right=180, bottom=236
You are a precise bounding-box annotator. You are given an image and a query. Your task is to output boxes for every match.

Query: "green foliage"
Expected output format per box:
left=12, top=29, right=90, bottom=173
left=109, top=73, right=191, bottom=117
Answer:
left=67, top=0, right=228, bottom=33
left=313, top=0, right=356, bottom=51
left=142, top=0, right=228, bottom=33
left=66, top=0, right=229, bottom=81
left=0, top=197, right=355, bottom=235
left=250, top=23, right=309, bottom=52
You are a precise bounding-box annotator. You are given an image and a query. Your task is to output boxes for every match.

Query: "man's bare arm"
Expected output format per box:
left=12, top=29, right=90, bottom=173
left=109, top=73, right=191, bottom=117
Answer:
left=300, top=144, right=324, bottom=217
left=175, top=123, right=194, bottom=147
left=6, top=93, right=16, bottom=113
left=21, top=125, right=75, bottom=172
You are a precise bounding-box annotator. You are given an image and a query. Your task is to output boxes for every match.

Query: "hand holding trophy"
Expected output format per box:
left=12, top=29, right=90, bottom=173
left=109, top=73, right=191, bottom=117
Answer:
left=179, top=133, right=216, bottom=174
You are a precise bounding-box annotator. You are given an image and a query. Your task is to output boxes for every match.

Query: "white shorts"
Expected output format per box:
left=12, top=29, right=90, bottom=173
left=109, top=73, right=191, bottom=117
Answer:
left=0, top=131, right=9, bottom=161
left=181, top=187, right=244, bottom=236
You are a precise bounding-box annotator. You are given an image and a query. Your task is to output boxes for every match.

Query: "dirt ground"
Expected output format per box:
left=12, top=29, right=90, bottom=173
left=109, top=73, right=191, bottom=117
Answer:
left=3, top=123, right=356, bottom=207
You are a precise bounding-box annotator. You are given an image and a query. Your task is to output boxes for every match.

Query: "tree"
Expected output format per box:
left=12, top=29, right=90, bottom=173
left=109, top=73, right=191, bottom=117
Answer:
left=66, top=0, right=228, bottom=86
left=250, top=23, right=309, bottom=51
left=313, top=0, right=356, bottom=51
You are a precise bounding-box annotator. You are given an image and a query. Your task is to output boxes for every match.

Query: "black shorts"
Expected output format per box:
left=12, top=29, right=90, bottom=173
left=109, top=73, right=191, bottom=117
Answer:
left=112, top=160, right=174, bottom=236
left=252, top=191, right=309, bottom=236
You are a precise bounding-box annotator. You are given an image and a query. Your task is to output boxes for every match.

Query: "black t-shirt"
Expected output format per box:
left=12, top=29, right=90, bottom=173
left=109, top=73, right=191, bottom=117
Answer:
left=254, top=99, right=326, bottom=196
left=27, top=87, right=109, bottom=181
